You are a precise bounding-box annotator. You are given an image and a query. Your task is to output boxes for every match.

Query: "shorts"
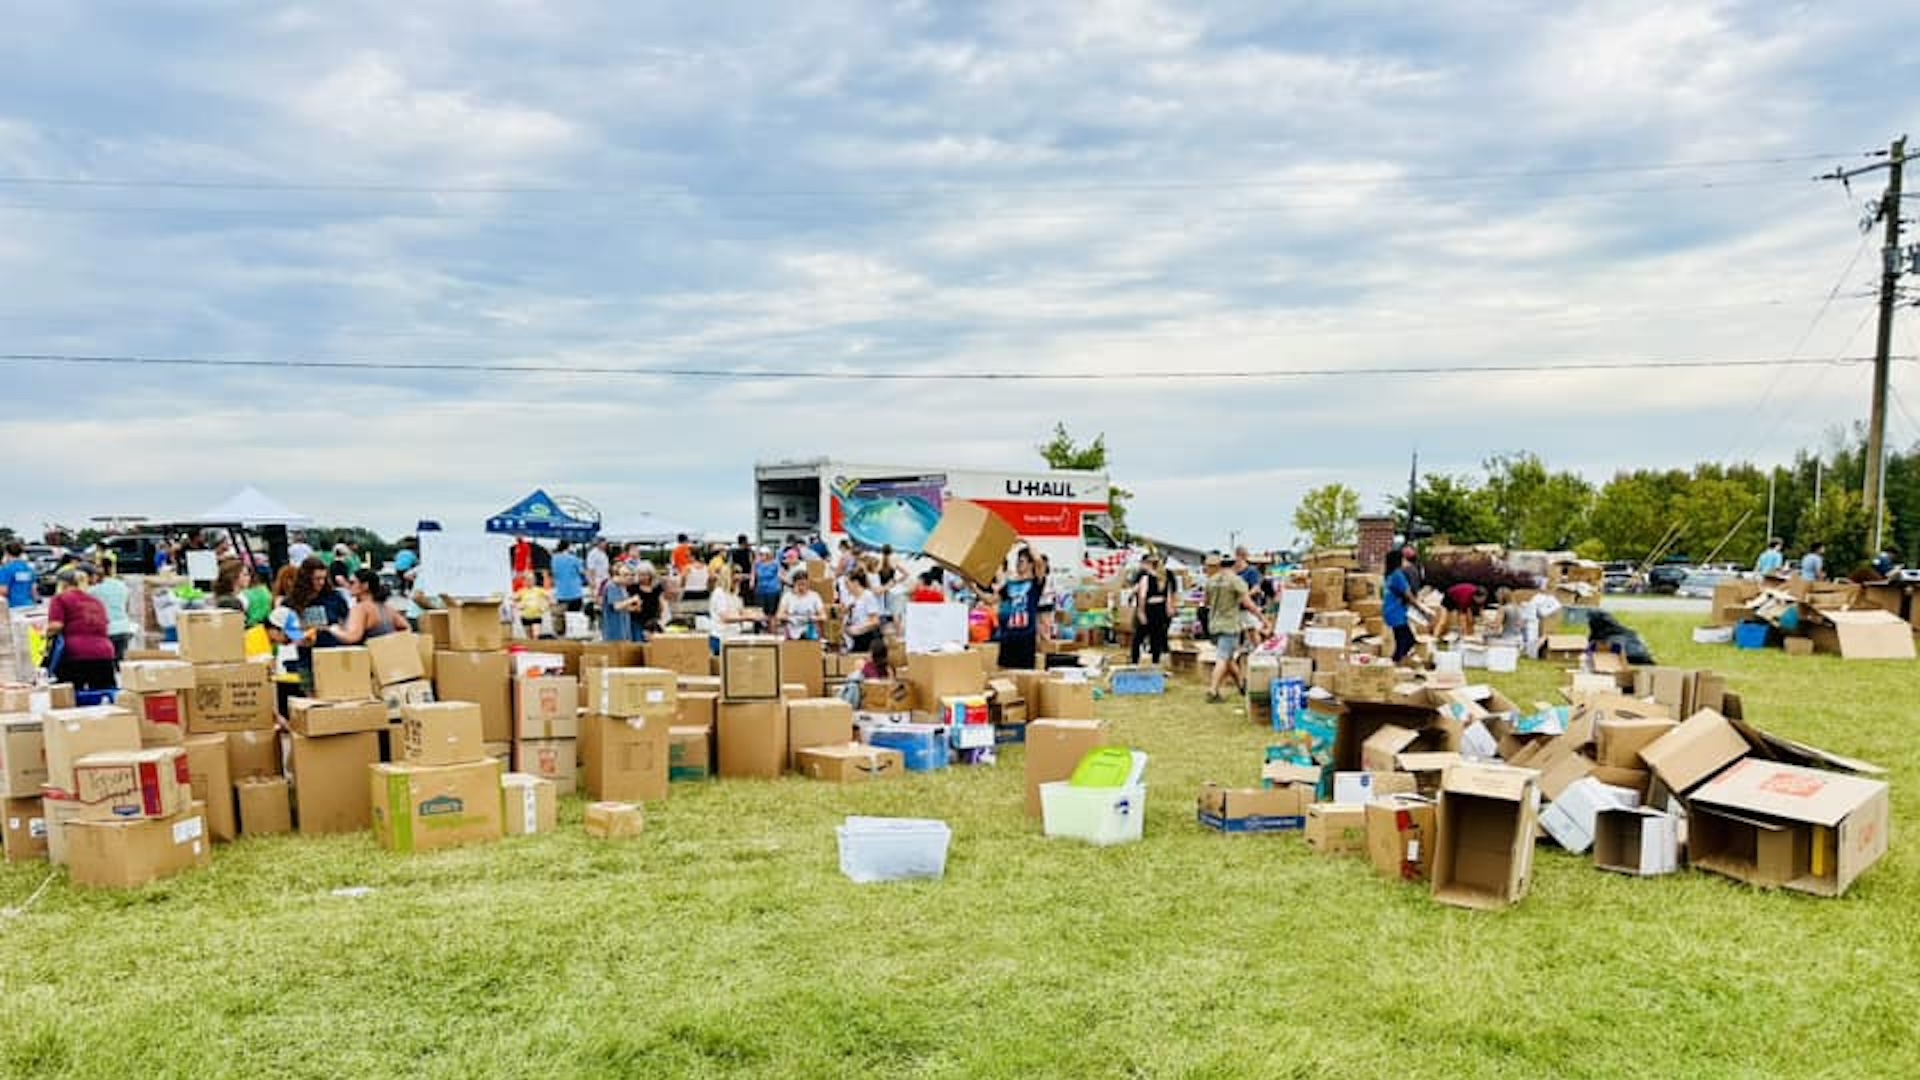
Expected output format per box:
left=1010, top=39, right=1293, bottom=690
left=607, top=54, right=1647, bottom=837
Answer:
left=1214, top=633, right=1241, bottom=657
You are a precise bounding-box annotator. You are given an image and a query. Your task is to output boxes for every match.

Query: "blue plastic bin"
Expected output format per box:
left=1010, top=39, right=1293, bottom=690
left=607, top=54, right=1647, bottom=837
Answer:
left=75, top=688, right=118, bottom=707
left=866, top=724, right=951, bottom=771
left=1111, top=668, right=1166, bottom=696
left=1733, top=622, right=1772, bottom=650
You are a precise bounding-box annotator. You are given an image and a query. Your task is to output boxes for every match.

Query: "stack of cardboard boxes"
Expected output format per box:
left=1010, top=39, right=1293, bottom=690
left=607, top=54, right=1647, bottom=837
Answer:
left=586, top=668, right=673, bottom=800
left=717, top=638, right=784, bottom=779
left=39, top=702, right=213, bottom=888
left=168, top=611, right=279, bottom=843
left=369, top=701, right=503, bottom=852
left=288, top=641, right=386, bottom=837
left=512, top=668, right=579, bottom=795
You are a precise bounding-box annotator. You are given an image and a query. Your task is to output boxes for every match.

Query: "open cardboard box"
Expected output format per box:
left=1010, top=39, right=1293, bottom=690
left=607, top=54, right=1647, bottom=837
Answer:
left=1431, top=763, right=1540, bottom=911
left=1686, top=759, right=1890, bottom=896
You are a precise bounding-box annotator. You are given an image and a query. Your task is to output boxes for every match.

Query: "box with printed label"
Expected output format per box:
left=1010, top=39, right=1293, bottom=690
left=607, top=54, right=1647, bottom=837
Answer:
left=512, top=738, right=577, bottom=796
left=64, top=803, right=211, bottom=889
left=1366, top=794, right=1437, bottom=882
left=236, top=775, right=292, bottom=837
left=501, top=772, right=557, bottom=836
left=669, top=725, right=713, bottom=781
left=42, top=706, right=140, bottom=796
left=1686, top=758, right=1889, bottom=897
left=400, top=702, right=485, bottom=766
left=186, top=661, right=275, bottom=733
left=312, top=647, right=374, bottom=702
left=796, top=742, right=903, bottom=782
left=289, top=697, right=389, bottom=737
left=3, top=795, right=47, bottom=862
left=514, top=675, right=580, bottom=739
left=721, top=637, right=784, bottom=701
left=70, top=747, right=193, bottom=821
left=369, top=759, right=504, bottom=853
left=1196, top=783, right=1310, bottom=834
left=177, top=609, right=245, bottom=663
left=600, top=667, right=679, bottom=720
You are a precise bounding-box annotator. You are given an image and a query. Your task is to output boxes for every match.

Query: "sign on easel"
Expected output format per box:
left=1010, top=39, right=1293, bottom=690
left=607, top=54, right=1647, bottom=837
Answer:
left=416, top=532, right=512, bottom=599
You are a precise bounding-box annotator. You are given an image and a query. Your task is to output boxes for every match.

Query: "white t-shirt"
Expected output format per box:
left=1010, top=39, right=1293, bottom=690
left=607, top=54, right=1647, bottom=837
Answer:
left=709, top=589, right=745, bottom=639
left=843, top=591, right=886, bottom=649
left=781, top=591, right=826, bottom=640
left=288, top=542, right=312, bottom=566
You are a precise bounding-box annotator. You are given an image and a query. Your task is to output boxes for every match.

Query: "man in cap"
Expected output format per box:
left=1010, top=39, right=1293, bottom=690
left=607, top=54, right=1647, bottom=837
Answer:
left=1203, top=553, right=1268, bottom=703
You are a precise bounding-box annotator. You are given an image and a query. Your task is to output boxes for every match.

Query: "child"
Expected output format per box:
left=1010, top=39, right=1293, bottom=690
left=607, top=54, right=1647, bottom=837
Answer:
left=515, top=576, right=552, bottom=639
left=968, top=596, right=998, bottom=644
left=861, top=640, right=891, bottom=680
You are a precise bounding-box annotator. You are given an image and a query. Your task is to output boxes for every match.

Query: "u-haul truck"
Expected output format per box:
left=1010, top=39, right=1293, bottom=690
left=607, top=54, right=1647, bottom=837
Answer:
left=753, top=458, right=1124, bottom=579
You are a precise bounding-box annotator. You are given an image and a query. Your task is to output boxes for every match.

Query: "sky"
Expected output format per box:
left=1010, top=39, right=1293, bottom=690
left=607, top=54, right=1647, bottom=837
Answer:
left=2, top=1, right=1918, bottom=548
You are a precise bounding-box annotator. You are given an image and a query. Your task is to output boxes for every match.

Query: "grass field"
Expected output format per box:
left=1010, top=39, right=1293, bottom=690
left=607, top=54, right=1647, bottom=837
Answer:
left=3, top=612, right=1916, bottom=1078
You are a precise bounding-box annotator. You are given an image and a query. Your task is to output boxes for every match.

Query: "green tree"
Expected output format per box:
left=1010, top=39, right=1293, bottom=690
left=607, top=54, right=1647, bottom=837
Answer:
left=1588, top=469, right=1688, bottom=562
left=1672, top=476, right=1764, bottom=564
left=1800, top=491, right=1870, bottom=574
left=1039, top=423, right=1132, bottom=537
left=1292, top=483, right=1361, bottom=549
left=1392, top=474, right=1499, bottom=544
left=1481, top=452, right=1594, bottom=549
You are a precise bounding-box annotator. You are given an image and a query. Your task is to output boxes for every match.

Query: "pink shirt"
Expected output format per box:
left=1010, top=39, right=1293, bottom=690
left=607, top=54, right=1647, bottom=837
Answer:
left=49, top=590, right=117, bottom=661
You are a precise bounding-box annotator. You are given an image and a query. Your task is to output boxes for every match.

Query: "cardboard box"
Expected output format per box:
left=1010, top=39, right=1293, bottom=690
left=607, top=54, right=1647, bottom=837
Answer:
left=312, top=647, right=374, bottom=702
left=922, top=499, right=1019, bottom=587
left=717, top=700, right=787, bottom=780
left=1023, top=719, right=1108, bottom=817
left=419, top=609, right=452, bottom=643
left=42, top=705, right=140, bottom=796
left=779, top=639, right=825, bottom=698
left=514, top=675, right=580, bottom=739
left=587, top=714, right=670, bottom=802
left=177, top=609, right=245, bottom=663
left=400, top=702, right=485, bottom=766
left=182, top=733, right=237, bottom=842
left=370, top=759, right=504, bottom=853
left=669, top=725, right=713, bottom=781
left=600, top=667, right=679, bottom=720
left=236, top=776, right=292, bottom=837
left=64, top=804, right=211, bottom=888
left=380, top=679, right=436, bottom=723
left=1592, top=806, right=1680, bottom=876
left=513, top=738, right=577, bottom=796
left=3, top=795, right=47, bottom=862
left=860, top=679, right=912, bottom=713
left=786, top=698, right=855, bottom=770
left=1331, top=770, right=1418, bottom=806
left=906, top=650, right=985, bottom=710
left=289, top=697, right=389, bottom=737
left=1304, top=803, right=1368, bottom=855
left=445, top=600, right=505, bottom=652
left=186, top=661, right=275, bottom=733
left=1360, top=723, right=1455, bottom=773
left=676, top=691, right=719, bottom=731
left=1808, top=609, right=1917, bottom=660
left=1366, top=794, right=1437, bottom=881
left=720, top=637, right=784, bottom=701
left=43, top=797, right=84, bottom=864
left=69, top=747, right=192, bottom=821
left=366, top=632, right=429, bottom=687
left=1783, top=636, right=1815, bottom=656
left=1637, top=709, right=1748, bottom=795
left=120, top=659, right=196, bottom=694
left=1540, top=777, right=1641, bottom=853
left=433, top=651, right=511, bottom=742
left=0, top=683, right=75, bottom=714
left=1594, top=717, right=1680, bottom=769
left=1687, top=759, right=1890, bottom=896
left=1196, top=783, right=1310, bottom=834
left=1431, top=763, right=1540, bottom=910
left=502, top=772, right=557, bottom=836
left=1037, top=679, right=1097, bottom=721
left=645, top=634, right=713, bottom=678
left=0, top=715, right=47, bottom=797
left=290, top=731, right=380, bottom=835
left=118, top=689, right=187, bottom=747
left=796, top=742, right=904, bottom=782
left=584, top=800, right=644, bottom=839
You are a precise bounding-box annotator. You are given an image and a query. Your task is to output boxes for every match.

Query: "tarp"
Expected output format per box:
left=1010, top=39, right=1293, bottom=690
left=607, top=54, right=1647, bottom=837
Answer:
left=486, top=489, right=599, bottom=542
left=599, top=511, right=700, bottom=544
left=194, top=486, right=313, bottom=527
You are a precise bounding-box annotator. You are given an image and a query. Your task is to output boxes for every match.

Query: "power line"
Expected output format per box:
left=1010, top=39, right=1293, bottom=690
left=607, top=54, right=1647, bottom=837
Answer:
left=0, top=350, right=1903, bottom=382
left=0, top=152, right=1858, bottom=199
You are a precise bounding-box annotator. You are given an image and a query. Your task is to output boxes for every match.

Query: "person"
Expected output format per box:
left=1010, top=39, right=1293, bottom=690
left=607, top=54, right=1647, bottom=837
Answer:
left=730, top=534, right=754, bottom=582
left=45, top=569, right=117, bottom=691
left=2, top=542, right=35, bottom=609
left=670, top=534, right=694, bottom=577
left=1383, top=549, right=1428, bottom=663
left=843, top=572, right=885, bottom=653
left=88, top=555, right=135, bottom=661
left=331, top=542, right=361, bottom=575
left=1755, top=537, right=1786, bottom=576
left=515, top=575, right=553, bottom=639
left=1873, top=547, right=1900, bottom=578
left=1493, top=587, right=1526, bottom=643
left=1800, top=543, right=1826, bottom=582
left=551, top=541, right=587, bottom=618
left=776, top=570, right=826, bottom=641
left=285, top=557, right=349, bottom=677
left=909, top=569, right=946, bottom=604
left=968, top=596, right=998, bottom=644
left=1203, top=553, right=1267, bottom=702
left=808, top=533, right=830, bottom=560
left=212, top=559, right=249, bottom=617
left=630, top=563, right=669, bottom=638
left=995, top=548, right=1046, bottom=671
left=1131, top=553, right=1174, bottom=665
left=585, top=540, right=612, bottom=620
left=287, top=531, right=313, bottom=567
left=1400, top=545, right=1425, bottom=594
left=393, top=536, right=420, bottom=591
left=330, top=569, right=406, bottom=644
left=1440, top=582, right=1489, bottom=640
left=706, top=566, right=763, bottom=647
left=239, top=561, right=272, bottom=627
left=751, top=547, right=782, bottom=617
left=681, top=555, right=711, bottom=604
left=598, top=564, right=634, bottom=643
left=861, top=639, right=892, bottom=680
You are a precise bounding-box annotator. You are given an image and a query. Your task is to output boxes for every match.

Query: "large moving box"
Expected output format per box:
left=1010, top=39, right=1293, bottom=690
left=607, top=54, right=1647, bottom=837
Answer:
left=64, top=803, right=211, bottom=888
left=434, top=651, right=512, bottom=743
left=369, top=759, right=504, bottom=853
left=1431, top=763, right=1539, bottom=910
left=291, top=732, right=380, bottom=835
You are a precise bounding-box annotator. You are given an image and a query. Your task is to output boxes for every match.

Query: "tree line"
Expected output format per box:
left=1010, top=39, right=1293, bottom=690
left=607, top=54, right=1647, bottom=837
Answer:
left=1292, top=430, right=1920, bottom=576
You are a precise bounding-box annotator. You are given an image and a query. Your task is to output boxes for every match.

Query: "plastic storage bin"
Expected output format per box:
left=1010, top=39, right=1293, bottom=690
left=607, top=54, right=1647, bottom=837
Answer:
left=1039, top=782, right=1148, bottom=846
left=1110, top=668, right=1167, bottom=696
left=863, top=723, right=951, bottom=771
left=836, top=816, right=952, bottom=883
left=1733, top=622, right=1772, bottom=650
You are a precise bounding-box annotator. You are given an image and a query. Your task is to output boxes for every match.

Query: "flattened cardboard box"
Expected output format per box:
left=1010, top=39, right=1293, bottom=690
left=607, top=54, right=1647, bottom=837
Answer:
left=796, top=743, right=904, bottom=782
left=370, top=759, right=504, bottom=853
left=1687, top=758, right=1890, bottom=896
left=1197, top=783, right=1310, bottom=834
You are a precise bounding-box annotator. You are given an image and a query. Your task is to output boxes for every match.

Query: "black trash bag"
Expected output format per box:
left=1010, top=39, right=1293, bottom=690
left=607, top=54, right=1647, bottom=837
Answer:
left=1585, top=610, right=1656, bottom=666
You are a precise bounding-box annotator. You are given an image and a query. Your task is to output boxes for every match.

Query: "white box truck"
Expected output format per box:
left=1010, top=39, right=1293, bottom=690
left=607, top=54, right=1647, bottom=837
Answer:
left=753, top=458, right=1126, bottom=579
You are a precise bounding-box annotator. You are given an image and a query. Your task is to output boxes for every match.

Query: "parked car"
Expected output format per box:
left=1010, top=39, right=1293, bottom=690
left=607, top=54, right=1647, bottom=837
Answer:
left=1676, top=568, right=1742, bottom=599
left=1646, top=565, right=1691, bottom=594
left=1602, top=562, right=1636, bottom=592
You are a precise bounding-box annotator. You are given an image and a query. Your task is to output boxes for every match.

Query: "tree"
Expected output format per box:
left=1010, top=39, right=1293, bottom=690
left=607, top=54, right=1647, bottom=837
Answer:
left=1588, top=469, right=1688, bottom=562
left=1800, top=491, right=1869, bottom=575
left=1292, top=484, right=1361, bottom=549
left=1392, top=473, right=1499, bottom=544
left=1039, top=423, right=1132, bottom=537
left=1481, top=452, right=1594, bottom=550
left=1673, top=475, right=1764, bottom=565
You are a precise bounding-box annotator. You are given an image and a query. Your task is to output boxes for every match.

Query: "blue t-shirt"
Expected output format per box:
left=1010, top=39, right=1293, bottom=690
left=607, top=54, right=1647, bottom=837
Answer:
left=2, top=560, right=35, bottom=608
left=1383, top=568, right=1411, bottom=627
left=1755, top=549, right=1784, bottom=575
left=552, top=552, right=586, bottom=602
left=754, top=561, right=781, bottom=595
left=600, top=582, right=632, bottom=643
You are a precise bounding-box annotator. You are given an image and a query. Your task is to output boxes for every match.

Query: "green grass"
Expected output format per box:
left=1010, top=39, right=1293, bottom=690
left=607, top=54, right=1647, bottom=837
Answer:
left=3, top=612, right=1917, bottom=1078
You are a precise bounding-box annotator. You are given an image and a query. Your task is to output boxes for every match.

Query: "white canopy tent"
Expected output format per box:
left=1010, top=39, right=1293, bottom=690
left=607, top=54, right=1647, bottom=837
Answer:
left=599, top=511, right=701, bottom=545
left=193, top=486, right=313, bottom=527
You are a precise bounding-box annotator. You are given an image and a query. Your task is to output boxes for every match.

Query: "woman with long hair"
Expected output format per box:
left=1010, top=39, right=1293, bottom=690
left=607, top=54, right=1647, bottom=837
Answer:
left=1130, top=553, right=1174, bottom=666
left=329, top=569, right=405, bottom=644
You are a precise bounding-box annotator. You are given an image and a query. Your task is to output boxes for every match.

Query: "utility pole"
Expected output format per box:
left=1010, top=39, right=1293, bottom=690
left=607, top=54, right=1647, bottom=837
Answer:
left=1821, top=136, right=1908, bottom=553
left=1403, top=450, right=1418, bottom=543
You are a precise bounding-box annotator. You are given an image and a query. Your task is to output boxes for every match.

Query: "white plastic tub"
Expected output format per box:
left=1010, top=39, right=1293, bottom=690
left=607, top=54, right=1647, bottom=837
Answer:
left=836, top=816, right=952, bottom=883
left=1039, top=783, right=1148, bottom=846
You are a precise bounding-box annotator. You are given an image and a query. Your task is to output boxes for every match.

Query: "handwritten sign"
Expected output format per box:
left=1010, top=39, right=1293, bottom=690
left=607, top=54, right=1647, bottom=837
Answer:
left=904, top=601, right=968, bottom=655
left=416, top=532, right=512, bottom=600
left=185, top=550, right=218, bottom=583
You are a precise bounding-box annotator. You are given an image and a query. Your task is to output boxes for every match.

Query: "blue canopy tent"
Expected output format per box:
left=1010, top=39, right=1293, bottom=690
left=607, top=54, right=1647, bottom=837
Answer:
left=485, top=489, right=600, bottom=542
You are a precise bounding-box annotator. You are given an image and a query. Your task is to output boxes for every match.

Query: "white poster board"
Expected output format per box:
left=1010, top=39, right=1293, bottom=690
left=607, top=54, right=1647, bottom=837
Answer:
left=904, top=602, right=968, bottom=654
left=185, top=550, right=218, bottom=583
left=416, top=532, right=513, bottom=599
left=1275, top=588, right=1309, bottom=636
